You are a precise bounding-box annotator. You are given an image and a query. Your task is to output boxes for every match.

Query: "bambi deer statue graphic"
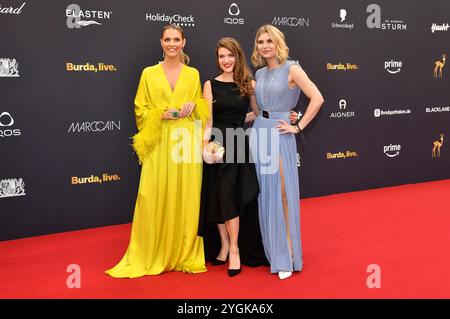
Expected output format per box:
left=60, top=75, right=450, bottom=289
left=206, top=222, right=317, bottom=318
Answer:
left=433, top=53, right=446, bottom=78
left=432, top=133, right=444, bottom=158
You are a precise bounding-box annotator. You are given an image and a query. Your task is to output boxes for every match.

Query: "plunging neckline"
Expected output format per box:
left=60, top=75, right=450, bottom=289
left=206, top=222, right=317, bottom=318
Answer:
left=160, top=63, right=185, bottom=93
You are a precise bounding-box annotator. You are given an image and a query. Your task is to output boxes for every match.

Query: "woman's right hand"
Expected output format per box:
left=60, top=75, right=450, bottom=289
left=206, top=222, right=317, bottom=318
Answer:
left=162, top=108, right=181, bottom=120
left=202, top=144, right=215, bottom=164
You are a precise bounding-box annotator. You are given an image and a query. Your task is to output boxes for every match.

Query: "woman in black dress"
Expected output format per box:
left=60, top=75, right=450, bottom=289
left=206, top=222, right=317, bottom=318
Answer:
left=199, top=37, right=267, bottom=277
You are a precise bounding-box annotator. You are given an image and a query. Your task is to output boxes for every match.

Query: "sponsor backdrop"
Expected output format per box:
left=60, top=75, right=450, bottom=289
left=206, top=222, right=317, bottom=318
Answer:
left=1, top=0, right=449, bottom=240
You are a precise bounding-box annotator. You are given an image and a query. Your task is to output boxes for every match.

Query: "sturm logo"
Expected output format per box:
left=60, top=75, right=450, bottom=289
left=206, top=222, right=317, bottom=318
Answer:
left=330, top=99, right=356, bottom=119
left=384, top=144, right=401, bottom=158
left=146, top=12, right=195, bottom=27
left=385, top=59, right=402, bottom=74
left=0, top=2, right=25, bottom=14
left=0, top=178, right=25, bottom=198
left=0, top=111, right=21, bottom=137
left=272, top=16, right=309, bottom=27
left=0, top=58, right=19, bottom=77
left=366, top=4, right=407, bottom=31
left=331, top=9, right=354, bottom=30
left=224, top=2, right=244, bottom=25
left=68, top=120, right=121, bottom=133
left=66, top=4, right=112, bottom=29
left=431, top=23, right=449, bottom=33
left=374, top=108, right=411, bottom=117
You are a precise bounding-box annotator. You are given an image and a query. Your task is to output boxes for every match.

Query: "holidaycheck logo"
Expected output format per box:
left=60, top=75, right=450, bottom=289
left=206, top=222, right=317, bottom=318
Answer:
left=146, top=12, right=195, bottom=27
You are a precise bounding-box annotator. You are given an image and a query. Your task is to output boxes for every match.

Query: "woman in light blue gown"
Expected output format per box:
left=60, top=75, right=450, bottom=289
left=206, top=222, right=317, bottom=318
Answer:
left=249, top=25, right=324, bottom=279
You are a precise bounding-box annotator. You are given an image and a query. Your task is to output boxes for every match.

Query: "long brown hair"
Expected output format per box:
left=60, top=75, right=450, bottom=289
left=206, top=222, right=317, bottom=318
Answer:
left=161, top=24, right=190, bottom=65
left=216, top=37, right=253, bottom=97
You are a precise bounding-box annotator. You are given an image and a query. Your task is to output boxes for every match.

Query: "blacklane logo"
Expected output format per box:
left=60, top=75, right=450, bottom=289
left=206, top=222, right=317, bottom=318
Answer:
left=385, top=60, right=402, bottom=74
left=374, top=108, right=411, bottom=117
left=146, top=12, right=195, bottom=27
left=272, top=16, right=309, bottom=27
left=0, top=2, right=25, bottom=14
left=0, top=58, right=19, bottom=77
left=366, top=4, right=407, bottom=31
left=0, top=178, right=26, bottom=198
left=0, top=111, right=21, bottom=137
left=224, top=2, right=244, bottom=25
left=384, top=144, right=401, bottom=158
left=426, top=106, right=450, bottom=113
left=66, top=4, right=112, bottom=29
left=68, top=120, right=121, bottom=133
left=330, top=99, right=356, bottom=119
left=431, top=23, right=449, bottom=33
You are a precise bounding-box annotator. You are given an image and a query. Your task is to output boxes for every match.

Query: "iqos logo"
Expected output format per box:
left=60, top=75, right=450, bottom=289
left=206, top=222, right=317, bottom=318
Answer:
left=228, top=3, right=240, bottom=16
left=0, top=111, right=21, bottom=137
left=0, top=112, right=14, bottom=126
left=224, top=3, right=244, bottom=25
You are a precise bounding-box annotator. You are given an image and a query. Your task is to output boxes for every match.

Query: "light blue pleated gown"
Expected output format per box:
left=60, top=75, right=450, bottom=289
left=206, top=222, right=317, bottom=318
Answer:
left=250, top=61, right=303, bottom=274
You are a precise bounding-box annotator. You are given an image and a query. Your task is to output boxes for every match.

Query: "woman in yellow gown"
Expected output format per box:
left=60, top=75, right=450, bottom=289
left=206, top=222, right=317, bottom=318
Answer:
left=105, top=24, right=209, bottom=278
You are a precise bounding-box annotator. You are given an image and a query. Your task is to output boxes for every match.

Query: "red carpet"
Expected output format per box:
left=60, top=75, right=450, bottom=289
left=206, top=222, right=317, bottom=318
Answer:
left=1, top=179, right=450, bottom=299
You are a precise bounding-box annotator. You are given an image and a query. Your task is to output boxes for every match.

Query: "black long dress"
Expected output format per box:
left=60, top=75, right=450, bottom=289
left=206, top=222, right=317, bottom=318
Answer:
left=198, top=79, right=268, bottom=267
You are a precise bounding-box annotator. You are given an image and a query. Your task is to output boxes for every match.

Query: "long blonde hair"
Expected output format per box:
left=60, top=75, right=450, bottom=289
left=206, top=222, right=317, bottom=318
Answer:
left=216, top=37, right=253, bottom=97
left=161, top=24, right=190, bottom=65
left=251, top=24, right=289, bottom=68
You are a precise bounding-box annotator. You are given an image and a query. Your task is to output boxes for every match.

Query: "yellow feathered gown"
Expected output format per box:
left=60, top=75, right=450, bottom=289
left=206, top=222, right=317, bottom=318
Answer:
left=106, top=64, right=209, bottom=277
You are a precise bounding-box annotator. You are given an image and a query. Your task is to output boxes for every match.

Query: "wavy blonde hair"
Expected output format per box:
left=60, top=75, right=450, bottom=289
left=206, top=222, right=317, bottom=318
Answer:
left=251, top=24, right=289, bottom=68
left=161, top=24, right=190, bottom=65
left=216, top=37, right=253, bottom=97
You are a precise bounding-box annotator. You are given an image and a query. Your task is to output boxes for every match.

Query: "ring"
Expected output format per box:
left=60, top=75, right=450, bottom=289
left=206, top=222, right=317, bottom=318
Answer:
left=172, top=111, right=179, bottom=118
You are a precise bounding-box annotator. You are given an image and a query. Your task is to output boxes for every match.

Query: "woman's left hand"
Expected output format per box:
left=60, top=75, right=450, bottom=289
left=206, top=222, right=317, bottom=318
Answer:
left=180, top=102, right=196, bottom=118
left=275, top=119, right=298, bottom=135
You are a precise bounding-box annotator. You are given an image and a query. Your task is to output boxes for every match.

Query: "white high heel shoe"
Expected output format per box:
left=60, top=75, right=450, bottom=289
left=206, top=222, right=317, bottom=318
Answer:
left=278, top=271, right=292, bottom=280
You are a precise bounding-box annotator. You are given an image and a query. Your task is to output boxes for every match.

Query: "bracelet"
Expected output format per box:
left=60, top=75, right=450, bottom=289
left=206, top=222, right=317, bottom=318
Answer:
left=296, top=123, right=303, bottom=134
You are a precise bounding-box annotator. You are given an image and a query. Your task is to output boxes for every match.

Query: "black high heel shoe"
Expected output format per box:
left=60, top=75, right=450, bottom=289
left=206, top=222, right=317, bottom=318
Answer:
left=211, top=258, right=227, bottom=266
left=228, top=268, right=241, bottom=277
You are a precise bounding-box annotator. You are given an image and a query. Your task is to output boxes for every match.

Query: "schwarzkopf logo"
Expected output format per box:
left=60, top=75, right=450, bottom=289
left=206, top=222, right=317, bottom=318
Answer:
left=384, top=144, right=401, bottom=158
left=224, top=2, right=244, bottom=25
left=431, top=23, right=449, bottom=33
left=385, top=59, right=402, bottom=74
left=0, top=2, right=25, bottom=14
left=0, top=178, right=26, bottom=198
left=66, top=4, right=112, bottom=29
left=331, top=9, right=354, bottom=30
left=366, top=4, right=407, bottom=31
left=0, top=58, right=19, bottom=77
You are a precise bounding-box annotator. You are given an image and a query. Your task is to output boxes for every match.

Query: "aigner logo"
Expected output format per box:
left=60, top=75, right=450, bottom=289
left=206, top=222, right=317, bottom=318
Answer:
left=433, top=53, right=446, bottom=78
left=330, top=99, right=356, bottom=119
left=0, top=58, right=19, bottom=77
left=66, top=4, right=112, bottom=29
left=224, top=3, right=244, bottom=25
left=366, top=4, right=407, bottom=31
